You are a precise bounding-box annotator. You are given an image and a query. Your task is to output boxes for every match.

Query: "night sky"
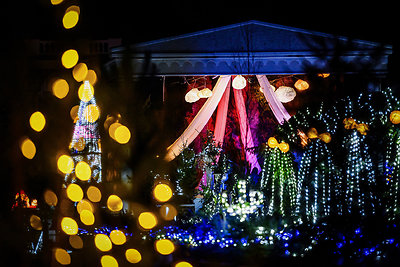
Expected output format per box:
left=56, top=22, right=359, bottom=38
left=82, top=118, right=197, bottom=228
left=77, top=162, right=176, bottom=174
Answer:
left=2, top=1, right=398, bottom=46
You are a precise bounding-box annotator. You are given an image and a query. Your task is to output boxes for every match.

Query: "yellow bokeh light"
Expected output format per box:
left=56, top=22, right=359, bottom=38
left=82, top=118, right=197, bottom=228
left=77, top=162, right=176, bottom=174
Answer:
left=85, top=69, right=97, bottom=85
left=87, top=186, right=102, bottom=202
left=153, top=183, right=173, bottom=202
left=159, top=204, right=178, bottom=221
left=75, top=161, right=91, bottom=181
left=72, top=63, right=88, bottom=82
left=78, top=81, right=94, bottom=102
left=69, top=235, right=83, bottom=249
left=125, top=249, right=142, bottom=264
left=138, top=212, right=157, bottom=230
left=110, top=230, right=126, bottom=245
left=108, top=122, right=121, bottom=140
left=114, top=125, right=131, bottom=144
left=107, top=195, right=123, bottom=212
left=52, top=79, right=69, bottom=99
left=61, top=217, right=78, bottom=235
left=20, top=138, right=36, bottom=159
left=61, top=49, right=79, bottom=69
left=57, top=155, right=74, bottom=174
left=101, top=255, right=118, bottom=267
left=29, top=111, right=46, bottom=132
left=51, top=0, right=64, bottom=5
left=155, top=239, right=175, bottom=255
left=83, top=104, right=100, bottom=123
left=94, top=234, right=112, bottom=252
left=30, top=215, right=42, bottom=230
left=76, top=199, right=94, bottom=214
left=66, top=184, right=83, bottom=202
left=70, top=105, right=79, bottom=122
left=54, top=248, right=71, bottom=265
left=44, top=189, right=58, bottom=206
left=73, top=137, right=86, bottom=151
left=63, top=9, right=79, bottom=29
left=80, top=209, right=95, bottom=225
left=175, top=261, right=193, bottom=267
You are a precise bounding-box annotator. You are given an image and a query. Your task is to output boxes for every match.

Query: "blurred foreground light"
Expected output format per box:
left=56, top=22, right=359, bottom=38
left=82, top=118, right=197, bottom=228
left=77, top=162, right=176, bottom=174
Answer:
left=20, top=138, right=36, bottom=159
left=75, top=161, right=91, bottom=181
left=107, top=195, right=123, bottom=212
left=159, top=204, right=177, bottom=221
left=153, top=183, right=173, bottom=202
left=51, top=0, right=64, bottom=5
left=155, top=239, right=175, bottom=255
left=85, top=69, right=97, bottom=85
left=63, top=6, right=80, bottom=29
left=83, top=104, right=100, bottom=123
left=138, top=212, right=157, bottom=230
left=61, top=217, right=78, bottom=235
left=73, top=137, right=85, bottom=151
left=101, top=255, right=118, bottom=267
left=61, top=49, right=79, bottom=69
left=76, top=199, right=94, bottom=214
left=70, top=105, right=79, bottom=122
left=54, top=248, right=71, bottom=265
left=125, top=249, right=142, bottom=263
left=72, top=63, right=88, bottom=82
left=30, top=215, right=42, bottom=230
left=52, top=79, right=69, bottom=99
left=108, top=122, right=121, bottom=140
left=66, top=184, right=83, bottom=202
left=87, top=186, right=101, bottom=202
left=80, top=209, right=95, bottom=225
left=175, top=261, right=193, bottom=267
left=78, top=81, right=94, bottom=102
left=30, top=111, right=46, bottom=132
left=44, top=189, right=58, bottom=206
left=94, top=234, right=112, bottom=252
left=110, top=230, right=126, bottom=245
left=69, top=235, right=83, bottom=249
left=57, top=155, right=74, bottom=174
left=114, top=125, right=131, bottom=144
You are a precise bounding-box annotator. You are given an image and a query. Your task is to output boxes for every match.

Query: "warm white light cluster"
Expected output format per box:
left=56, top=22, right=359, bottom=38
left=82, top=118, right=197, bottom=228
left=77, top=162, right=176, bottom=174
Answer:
left=221, top=180, right=263, bottom=222
left=185, top=88, right=213, bottom=103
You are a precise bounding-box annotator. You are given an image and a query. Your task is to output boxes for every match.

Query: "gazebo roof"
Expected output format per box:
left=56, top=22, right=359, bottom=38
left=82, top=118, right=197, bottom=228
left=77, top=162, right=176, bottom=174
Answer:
left=110, top=20, right=392, bottom=76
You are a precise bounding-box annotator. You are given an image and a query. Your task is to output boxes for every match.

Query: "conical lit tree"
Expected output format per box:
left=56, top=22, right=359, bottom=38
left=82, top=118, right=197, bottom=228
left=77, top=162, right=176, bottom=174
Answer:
left=65, top=80, right=102, bottom=185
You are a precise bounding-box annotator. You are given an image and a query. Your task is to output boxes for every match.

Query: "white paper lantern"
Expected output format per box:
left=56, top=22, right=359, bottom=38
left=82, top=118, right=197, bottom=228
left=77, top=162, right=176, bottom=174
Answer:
left=275, top=86, right=296, bottom=103
left=198, top=88, right=212, bottom=98
left=232, top=75, right=246, bottom=90
left=185, top=88, right=200, bottom=103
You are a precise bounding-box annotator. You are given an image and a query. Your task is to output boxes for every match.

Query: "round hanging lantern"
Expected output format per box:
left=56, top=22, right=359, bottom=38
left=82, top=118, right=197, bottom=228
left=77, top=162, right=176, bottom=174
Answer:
left=198, top=88, right=212, bottom=98
left=307, top=128, right=318, bottom=139
left=275, top=86, right=296, bottom=103
left=278, top=142, right=290, bottom=153
left=319, top=133, right=331, bottom=144
left=390, top=110, right=400, bottom=124
left=232, top=75, right=246, bottom=90
left=184, top=88, right=200, bottom=103
left=267, top=137, right=278, bottom=148
left=294, top=79, right=309, bottom=91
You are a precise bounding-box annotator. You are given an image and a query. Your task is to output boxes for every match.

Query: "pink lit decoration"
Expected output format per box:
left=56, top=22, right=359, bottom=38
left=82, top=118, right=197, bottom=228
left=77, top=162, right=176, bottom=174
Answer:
left=214, top=79, right=231, bottom=146
left=233, top=87, right=261, bottom=173
left=164, top=76, right=231, bottom=161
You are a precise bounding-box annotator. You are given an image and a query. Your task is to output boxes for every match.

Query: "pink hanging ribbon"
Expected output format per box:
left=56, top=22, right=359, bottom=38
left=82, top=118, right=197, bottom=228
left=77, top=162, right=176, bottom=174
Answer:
left=233, top=85, right=261, bottom=173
